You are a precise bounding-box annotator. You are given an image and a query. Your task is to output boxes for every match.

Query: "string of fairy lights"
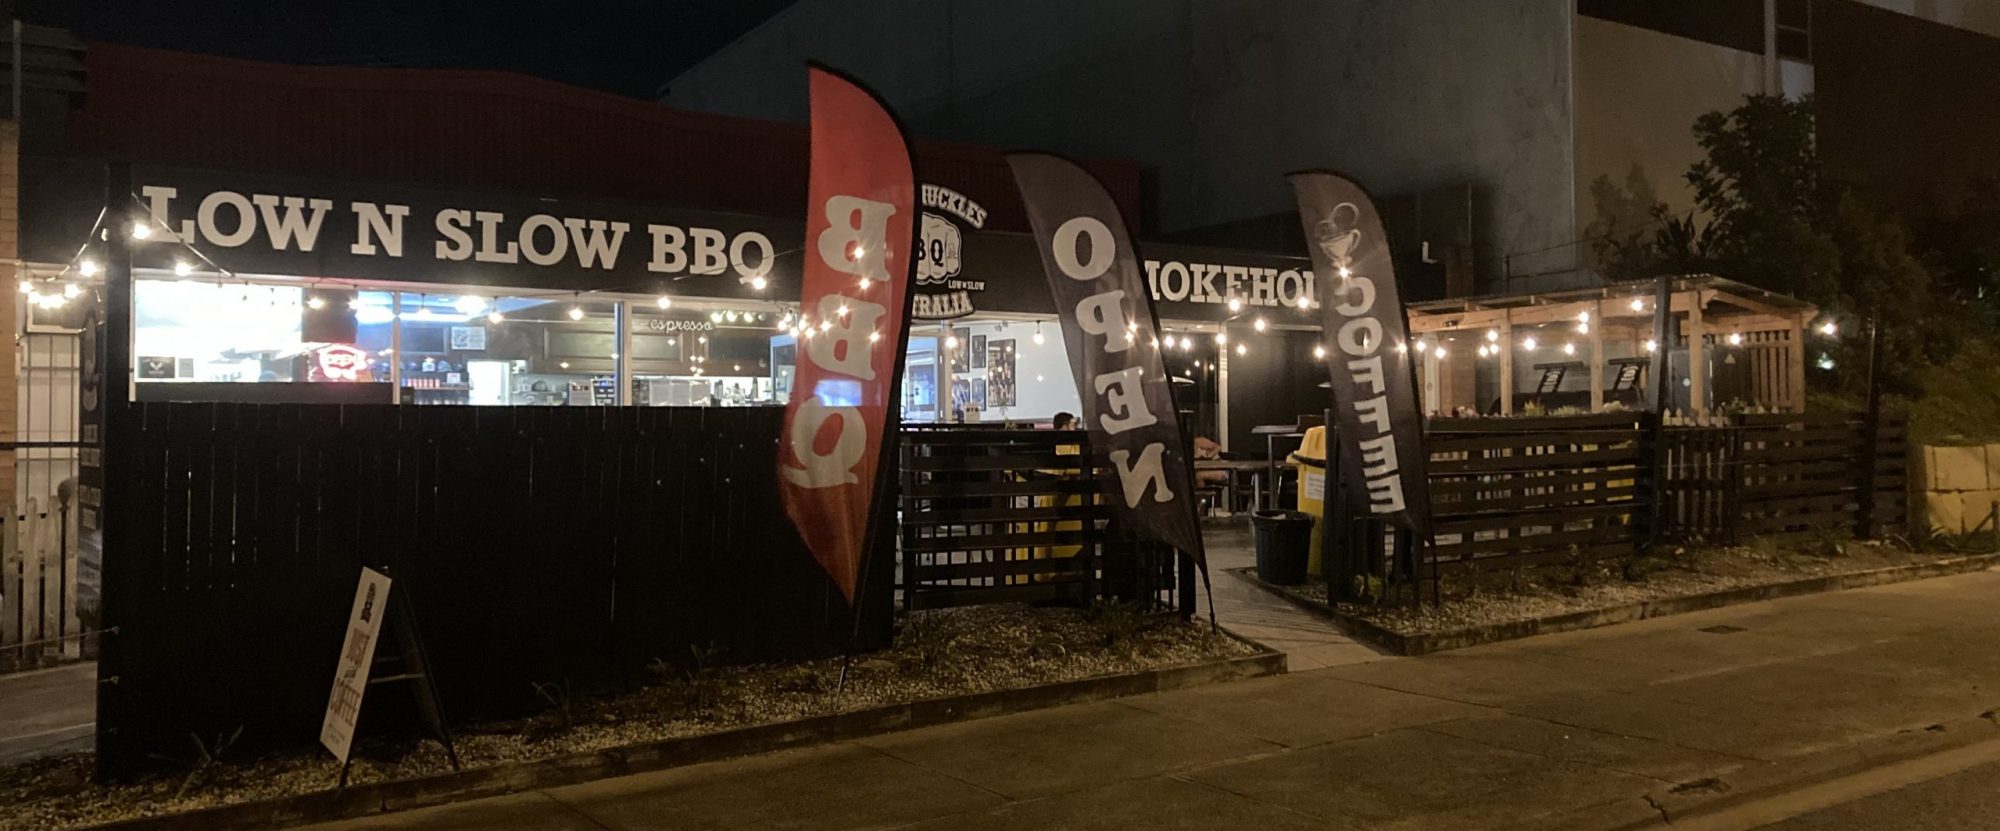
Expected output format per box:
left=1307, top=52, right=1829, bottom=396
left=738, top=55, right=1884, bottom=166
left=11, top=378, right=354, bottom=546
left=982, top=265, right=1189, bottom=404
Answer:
left=27, top=197, right=1844, bottom=380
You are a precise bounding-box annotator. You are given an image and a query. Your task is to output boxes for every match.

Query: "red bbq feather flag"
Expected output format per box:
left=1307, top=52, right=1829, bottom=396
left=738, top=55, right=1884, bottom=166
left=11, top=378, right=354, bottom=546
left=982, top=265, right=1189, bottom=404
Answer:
left=779, top=65, right=918, bottom=603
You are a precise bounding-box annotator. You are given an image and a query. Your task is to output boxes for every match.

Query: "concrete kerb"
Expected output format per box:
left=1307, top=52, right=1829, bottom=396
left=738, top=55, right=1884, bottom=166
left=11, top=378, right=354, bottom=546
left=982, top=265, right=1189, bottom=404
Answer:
left=1229, top=554, right=2000, bottom=656
left=82, top=631, right=1284, bottom=831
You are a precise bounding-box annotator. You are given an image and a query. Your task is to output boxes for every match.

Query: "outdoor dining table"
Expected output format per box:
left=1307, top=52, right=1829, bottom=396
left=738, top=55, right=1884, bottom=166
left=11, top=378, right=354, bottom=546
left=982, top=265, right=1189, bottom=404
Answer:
left=1195, top=458, right=1268, bottom=515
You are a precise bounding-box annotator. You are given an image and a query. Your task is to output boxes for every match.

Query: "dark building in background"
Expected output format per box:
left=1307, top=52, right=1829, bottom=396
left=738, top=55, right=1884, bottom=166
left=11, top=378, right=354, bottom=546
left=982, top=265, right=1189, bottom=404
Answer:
left=667, top=0, right=2000, bottom=296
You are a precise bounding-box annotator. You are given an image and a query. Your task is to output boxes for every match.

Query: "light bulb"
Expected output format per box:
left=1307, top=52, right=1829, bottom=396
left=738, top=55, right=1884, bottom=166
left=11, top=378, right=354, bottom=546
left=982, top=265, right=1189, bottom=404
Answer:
left=709, top=311, right=723, bottom=323
left=1313, top=344, right=1327, bottom=359
left=1435, top=346, right=1448, bottom=359
left=306, top=296, right=326, bottom=310
left=129, top=222, right=152, bottom=240
left=1485, top=329, right=1498, bottom=342
left=698, top=335, right=708, bottom=344
left=656, top=295, right=673, bottom=309
left=559, top=361, right=571, bottom=369
left=1727, top=333, right=1743, bottom=346
left=857, top=277, right=872, bottom=289
left=1226, top=297, right=1244, bottom=313
left=173, top=261, right=193, bottom=277
left=1578, top=310, right=1591, bottom=323
left=487, top=311, right=504, bottom=324
left=837, top=304, right=850, bottom=317
left=818, top=319, right=832, bottom=332
left=1032, top=329, right=1046, bottom=346
left=1819, top=321, right=1837, bottom=336
left=63, top=283, right=82, bottom=299
left=1235, top=343, right=1247, bottom=356
left=568, top=306, right=585, bottom=321
left=453, top=295, right=487, bottom=315
left=17, top=280, right=31, bottom=294
left=1214, top=332, right=1227, bottom=346
left=1562, top=342, right=1576, bottom=355
left=1645, top=339, right=1658, bottom=353
left=1338, top=266, right=1352, bottom=279
left=78, top=260, right=99, bottom=277
left=1630, top=298, right=1645, bottom=312
left=868, top=331, right=881, bottom=343
left=1522, top=337, right=1538, bottom=351
left=1036, top=374, right=1045, bottom=382
left=1577, top=322, right=1589, bottom=335
left=1414, top=340, right=1429, bottom=355
left=1253, top=317, right=1267, bottom=333
left=1179, top=336, right=1192, bottom=350
left=750, top=276, right=768, bottom=291
left=725, top=311, right=739, bottom=322
left=944, top=335, right=959, bottom=348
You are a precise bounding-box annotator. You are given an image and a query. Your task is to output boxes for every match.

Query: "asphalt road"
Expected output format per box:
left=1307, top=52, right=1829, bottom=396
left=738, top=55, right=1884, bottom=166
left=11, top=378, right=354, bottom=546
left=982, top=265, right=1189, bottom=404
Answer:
left=1756, top=757, right=2000, bottom=830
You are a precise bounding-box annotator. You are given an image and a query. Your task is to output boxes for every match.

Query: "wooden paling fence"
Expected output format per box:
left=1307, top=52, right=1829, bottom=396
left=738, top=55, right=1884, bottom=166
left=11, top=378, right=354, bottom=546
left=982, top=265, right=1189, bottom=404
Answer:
left=1327, top=410, right=1909, bottom=595
left=897, top=427, right=1187, bottom=612
left=97, top=403, right=892, bottom=777
left=1424, top=413, right=1646, bottom=574
left=1659, top=411, right=1909, bottom=543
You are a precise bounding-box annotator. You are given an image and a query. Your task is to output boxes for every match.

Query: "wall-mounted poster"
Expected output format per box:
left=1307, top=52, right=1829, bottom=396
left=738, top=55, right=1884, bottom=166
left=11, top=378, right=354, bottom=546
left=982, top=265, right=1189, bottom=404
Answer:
left=988, top=339, right=1016, bottom=407
left=972, top=378, right=988, bottom=410
left=950, top=327, right=971, bottom=373
left=970, top=334, right=987, bottom=369
left=449, top=326, right=487, bottom=350
left=138, top=356, right=177, bottom=379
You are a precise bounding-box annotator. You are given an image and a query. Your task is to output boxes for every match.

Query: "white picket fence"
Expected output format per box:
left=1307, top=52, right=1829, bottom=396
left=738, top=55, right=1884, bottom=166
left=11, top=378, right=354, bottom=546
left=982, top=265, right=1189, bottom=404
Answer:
left=1, top=496, right=87, bottom=669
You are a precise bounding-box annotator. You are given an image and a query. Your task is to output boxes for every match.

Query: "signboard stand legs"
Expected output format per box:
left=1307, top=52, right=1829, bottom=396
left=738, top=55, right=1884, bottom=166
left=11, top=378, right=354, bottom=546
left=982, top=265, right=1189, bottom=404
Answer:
left=324, top=567, right=459, bottom=790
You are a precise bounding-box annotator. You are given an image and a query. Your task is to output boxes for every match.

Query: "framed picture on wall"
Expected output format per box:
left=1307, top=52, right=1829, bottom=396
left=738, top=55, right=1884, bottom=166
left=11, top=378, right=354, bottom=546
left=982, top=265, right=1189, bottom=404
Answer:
left=950, top=376, right=971, bottom=415
left=950, top=327, right=971, bottom=373
left=970, top=335, right=987, bottom=369
left=972, top=378, right=988, bottom=410
left=987, top=339, right=1016, bottom=407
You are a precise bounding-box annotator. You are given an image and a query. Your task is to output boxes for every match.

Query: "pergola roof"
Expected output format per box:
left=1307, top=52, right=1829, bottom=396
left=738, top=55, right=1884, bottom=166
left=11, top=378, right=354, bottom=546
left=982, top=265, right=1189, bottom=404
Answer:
left=1406, top=274, right=1818, bottom=336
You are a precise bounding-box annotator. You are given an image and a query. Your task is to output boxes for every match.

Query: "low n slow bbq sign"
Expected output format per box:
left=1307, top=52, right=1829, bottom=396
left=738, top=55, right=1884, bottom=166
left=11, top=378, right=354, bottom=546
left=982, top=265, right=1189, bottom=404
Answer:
left=27, top=166, right=1319, bottom=318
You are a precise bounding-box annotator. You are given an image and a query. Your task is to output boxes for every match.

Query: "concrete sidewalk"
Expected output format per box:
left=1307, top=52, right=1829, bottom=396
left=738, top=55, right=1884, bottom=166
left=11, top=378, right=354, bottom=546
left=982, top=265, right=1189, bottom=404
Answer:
left=1197, top=523, right=1386, bottom=671
left=0, top=662, right=94, bottom=764
left=297, top=566, right=2000, bottom=830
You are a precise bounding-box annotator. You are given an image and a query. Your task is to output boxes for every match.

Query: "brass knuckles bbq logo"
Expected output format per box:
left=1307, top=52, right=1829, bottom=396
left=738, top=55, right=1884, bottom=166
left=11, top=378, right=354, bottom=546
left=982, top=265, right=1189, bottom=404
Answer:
left=912, top=183, right=986, bottom=320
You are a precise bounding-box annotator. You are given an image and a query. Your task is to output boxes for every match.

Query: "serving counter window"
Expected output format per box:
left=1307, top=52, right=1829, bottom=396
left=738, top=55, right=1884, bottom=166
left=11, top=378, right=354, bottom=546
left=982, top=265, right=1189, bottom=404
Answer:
left=630, top=307, right=781, bottom=406
left=134, top=280, right=395, bottom=391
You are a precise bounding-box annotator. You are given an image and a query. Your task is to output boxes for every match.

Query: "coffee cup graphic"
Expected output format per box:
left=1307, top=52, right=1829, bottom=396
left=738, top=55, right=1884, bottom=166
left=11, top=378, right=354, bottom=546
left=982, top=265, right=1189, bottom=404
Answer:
left=1315, top=202, right=1364, bottom=272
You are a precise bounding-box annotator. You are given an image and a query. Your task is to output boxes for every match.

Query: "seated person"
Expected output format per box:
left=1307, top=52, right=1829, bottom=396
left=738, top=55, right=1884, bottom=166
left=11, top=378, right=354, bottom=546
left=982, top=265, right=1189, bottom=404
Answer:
left=1050, top=411, right=1078, bottom=431
left=1194, top=435, right=1227, bottom=484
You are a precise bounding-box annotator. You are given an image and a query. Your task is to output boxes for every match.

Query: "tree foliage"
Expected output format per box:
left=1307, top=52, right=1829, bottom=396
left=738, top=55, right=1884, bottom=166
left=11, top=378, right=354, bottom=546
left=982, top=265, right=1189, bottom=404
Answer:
left=1598, top=94, right=1979, bottom=397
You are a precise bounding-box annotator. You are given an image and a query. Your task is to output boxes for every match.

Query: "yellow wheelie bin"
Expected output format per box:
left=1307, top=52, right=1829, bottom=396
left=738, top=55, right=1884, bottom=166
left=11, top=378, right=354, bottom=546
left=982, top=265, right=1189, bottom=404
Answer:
left=1288, top=426, right=1329, bottom=575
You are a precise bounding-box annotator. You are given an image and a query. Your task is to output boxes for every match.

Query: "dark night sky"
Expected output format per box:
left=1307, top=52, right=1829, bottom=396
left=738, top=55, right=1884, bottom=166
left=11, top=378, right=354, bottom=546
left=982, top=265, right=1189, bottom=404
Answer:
left=20, top=0, right=796, bottom=100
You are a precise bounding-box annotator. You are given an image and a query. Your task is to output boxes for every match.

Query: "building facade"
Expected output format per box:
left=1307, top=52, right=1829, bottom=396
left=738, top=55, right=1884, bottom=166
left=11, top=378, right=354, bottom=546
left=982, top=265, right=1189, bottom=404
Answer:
left=667, top=0, right=2000, bottom=296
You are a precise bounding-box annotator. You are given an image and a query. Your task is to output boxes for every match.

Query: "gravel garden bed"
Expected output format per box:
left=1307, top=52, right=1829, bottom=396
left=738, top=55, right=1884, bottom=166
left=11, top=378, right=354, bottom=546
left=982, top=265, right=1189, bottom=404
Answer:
left=1, top=603, right=1255, bottom=831
left=1280, top=536, right=1993, bottom=638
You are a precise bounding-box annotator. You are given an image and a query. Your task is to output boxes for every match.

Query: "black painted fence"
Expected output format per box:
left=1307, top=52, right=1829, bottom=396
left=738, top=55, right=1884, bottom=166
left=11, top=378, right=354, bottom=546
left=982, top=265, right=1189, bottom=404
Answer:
left=1322, top=411, right=1910, bottom=601
left=97, top=403, right=891, bottom=778
left=896, top=427, right=1187, bottom=612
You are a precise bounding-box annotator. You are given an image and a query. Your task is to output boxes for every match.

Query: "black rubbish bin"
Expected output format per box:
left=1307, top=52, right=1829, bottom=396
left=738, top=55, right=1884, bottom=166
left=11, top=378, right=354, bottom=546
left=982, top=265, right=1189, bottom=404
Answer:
left=1252, top=510, right=1313, bottom=585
